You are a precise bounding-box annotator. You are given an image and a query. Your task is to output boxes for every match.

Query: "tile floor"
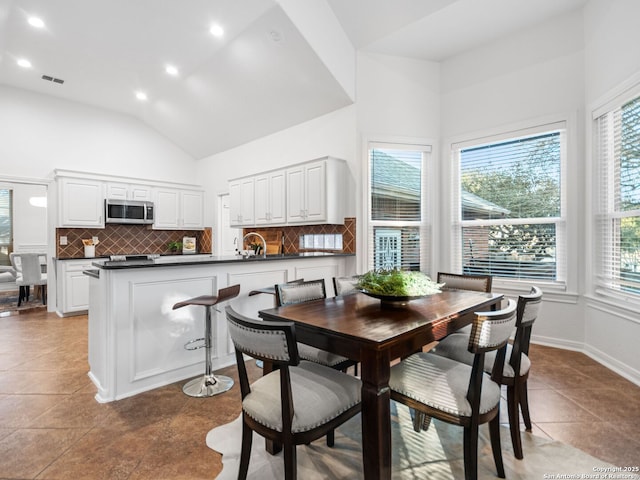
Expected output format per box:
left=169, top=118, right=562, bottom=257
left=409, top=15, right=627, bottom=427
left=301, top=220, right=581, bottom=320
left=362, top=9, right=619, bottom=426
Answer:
left=0, top=309, right=639, bottom=479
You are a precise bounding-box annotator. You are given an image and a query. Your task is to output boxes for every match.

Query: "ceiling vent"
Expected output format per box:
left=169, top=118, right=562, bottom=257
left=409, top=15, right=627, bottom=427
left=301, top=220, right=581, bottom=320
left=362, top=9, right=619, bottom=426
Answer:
left=42, top=75, right=64, bottom=85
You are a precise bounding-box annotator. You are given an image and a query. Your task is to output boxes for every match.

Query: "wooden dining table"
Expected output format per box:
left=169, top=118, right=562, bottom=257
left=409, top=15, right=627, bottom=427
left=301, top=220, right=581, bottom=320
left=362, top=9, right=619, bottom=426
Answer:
left=258, top=289, right=503, bottom=480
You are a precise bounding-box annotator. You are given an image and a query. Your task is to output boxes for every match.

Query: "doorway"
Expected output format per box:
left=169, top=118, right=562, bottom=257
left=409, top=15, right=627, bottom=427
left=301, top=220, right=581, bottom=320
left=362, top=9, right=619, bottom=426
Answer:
left=217, top=193, right=241, bottom=257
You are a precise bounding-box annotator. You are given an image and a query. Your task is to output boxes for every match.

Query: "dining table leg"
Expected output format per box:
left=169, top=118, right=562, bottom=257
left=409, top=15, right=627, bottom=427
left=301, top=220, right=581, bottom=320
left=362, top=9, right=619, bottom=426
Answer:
left=360, top=348, right=392, bottom=480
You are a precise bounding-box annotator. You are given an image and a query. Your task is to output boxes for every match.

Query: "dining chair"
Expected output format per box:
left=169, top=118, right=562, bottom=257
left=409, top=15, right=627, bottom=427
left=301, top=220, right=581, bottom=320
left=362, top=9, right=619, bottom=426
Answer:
left=428, top=286, right=543, bottom=459
left=437, top=272, right=493, bottom=337
left=274, top=279, right=357, bottom=373
left=10, top=252, right=47, bottom=306
left=389, top=299, right=517, bottom=480
left=225, top=306, right=362, bottom=480
left=332, top=275, right=361, bottom=296
left=437, top=271, right=493, bottom=293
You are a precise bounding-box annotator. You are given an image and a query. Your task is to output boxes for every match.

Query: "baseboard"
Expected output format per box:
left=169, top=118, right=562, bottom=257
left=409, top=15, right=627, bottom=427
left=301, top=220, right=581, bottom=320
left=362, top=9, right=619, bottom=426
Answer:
left=531, top=334, right=640, bottom=387
left=531, top=334, right=584, bottom=352
left=583, top=343, right=640, bottom=387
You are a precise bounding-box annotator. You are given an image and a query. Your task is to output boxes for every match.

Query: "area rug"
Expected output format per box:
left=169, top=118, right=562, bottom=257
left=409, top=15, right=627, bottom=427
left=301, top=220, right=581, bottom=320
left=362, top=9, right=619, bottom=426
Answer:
left=207, top=401, right=616, bottom=479
left=0, top=290, right=46, bottom=315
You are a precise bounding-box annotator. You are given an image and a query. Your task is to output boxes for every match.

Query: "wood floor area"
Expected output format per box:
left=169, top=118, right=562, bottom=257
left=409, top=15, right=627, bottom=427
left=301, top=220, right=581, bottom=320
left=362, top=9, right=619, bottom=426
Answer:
left=0, top=310, right=639, bottom=479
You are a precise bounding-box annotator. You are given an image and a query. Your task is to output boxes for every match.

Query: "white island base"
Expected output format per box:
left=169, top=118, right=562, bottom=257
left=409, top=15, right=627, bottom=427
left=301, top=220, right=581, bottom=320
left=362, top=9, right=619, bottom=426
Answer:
left=87, top=254, right=354, bottom=402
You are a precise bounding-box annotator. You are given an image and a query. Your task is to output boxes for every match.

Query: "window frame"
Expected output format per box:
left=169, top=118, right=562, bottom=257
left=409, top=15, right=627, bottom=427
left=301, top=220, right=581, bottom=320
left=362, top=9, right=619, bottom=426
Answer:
left=450, top=120, right=568, bottom=289
left=364, top=140, right=434, bottom=273
left=592, top=81, right=640, bottom=302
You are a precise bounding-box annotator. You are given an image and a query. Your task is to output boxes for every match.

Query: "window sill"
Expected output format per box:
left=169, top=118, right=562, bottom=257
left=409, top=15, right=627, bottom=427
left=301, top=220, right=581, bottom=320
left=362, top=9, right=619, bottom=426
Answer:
left=492, top=279, right=578, bottom=304
left=585, top=290, right=640, bottom=323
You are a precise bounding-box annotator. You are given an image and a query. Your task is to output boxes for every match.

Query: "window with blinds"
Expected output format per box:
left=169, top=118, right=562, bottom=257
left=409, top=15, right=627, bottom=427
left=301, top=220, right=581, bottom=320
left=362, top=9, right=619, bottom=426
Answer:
left=0, top=189, right=12, bottom=266
left=453, top=125, right=566, bottom=282
left=596, top=95, right=640, bottom=297
left=368, top=145, right=431, bottom=272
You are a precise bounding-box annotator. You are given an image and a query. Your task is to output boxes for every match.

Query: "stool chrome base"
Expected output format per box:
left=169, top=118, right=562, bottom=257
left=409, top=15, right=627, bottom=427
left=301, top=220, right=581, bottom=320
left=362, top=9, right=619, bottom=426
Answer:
left=182, top=374, right=234, bottom=397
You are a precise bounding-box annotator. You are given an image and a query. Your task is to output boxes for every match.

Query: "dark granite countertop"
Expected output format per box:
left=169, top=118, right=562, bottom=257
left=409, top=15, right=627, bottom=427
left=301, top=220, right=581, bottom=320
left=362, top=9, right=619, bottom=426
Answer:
left=90, top=252, right=354, bottom=269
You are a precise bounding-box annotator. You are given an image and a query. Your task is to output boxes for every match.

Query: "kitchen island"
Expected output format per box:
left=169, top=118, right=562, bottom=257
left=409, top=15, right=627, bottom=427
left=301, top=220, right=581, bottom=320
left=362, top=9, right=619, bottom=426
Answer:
left=86, top=252, right=355, bottom=402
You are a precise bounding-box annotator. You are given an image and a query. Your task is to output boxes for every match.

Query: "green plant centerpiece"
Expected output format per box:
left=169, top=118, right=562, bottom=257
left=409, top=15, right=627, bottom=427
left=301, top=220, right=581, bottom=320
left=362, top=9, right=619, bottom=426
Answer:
left=357, top=269, right=443, bottom=307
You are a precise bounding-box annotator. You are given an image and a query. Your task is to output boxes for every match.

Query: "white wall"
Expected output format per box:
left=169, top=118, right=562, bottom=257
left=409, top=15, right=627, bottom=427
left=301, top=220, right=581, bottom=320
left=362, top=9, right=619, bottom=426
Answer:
left=356, top=52, right=441, bottom=273
left=584, top=0, right=640, bottom=103
left=357, top=52, right=440, bottom=139
left=197, top=52, right=442, bottom=266
left=0, top=85, right=197, bottom=184
left=196, top=105, right=357, bottom=251
left=439, top=10, right=588, bottom=351
left=582, top=0, right=640, bottom=384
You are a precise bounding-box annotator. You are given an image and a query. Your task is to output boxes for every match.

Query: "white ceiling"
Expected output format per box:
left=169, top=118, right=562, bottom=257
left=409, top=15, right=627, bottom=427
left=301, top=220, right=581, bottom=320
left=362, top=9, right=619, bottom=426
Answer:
left=0, top=0, right=588, bottom=159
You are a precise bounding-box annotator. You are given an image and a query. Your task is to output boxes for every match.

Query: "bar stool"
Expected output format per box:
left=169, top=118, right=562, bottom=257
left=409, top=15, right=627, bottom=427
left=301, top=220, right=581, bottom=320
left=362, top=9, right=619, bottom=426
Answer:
left=173, top=284, right=241, bottom=397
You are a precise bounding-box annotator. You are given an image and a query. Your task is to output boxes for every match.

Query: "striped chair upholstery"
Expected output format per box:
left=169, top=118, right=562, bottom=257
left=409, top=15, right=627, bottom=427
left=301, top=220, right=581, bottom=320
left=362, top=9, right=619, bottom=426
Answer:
left=429, top=286, right=543, bottom=459
left=389, top=299, right=517, bottom=480
left=274, top=279, right=357, bottom=372
left=226, top=306, right=361, bottom=480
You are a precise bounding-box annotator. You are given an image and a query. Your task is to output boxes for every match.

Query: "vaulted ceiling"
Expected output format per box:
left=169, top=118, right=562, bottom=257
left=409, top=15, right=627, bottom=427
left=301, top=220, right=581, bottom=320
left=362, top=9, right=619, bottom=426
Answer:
left=0, top=0, right=588, bottom=159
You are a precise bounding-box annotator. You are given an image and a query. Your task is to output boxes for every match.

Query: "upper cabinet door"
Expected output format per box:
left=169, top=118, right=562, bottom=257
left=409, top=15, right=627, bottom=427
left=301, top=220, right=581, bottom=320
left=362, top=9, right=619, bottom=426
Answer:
left=286, top=160, right=327, bottom=224
left=268, top=170, right=286, bottom=224
left=130, top=185, right=152, bottom=201
left=229, top=177, right=254, bottom=227
left=254, top=174, right=270, bottom=225
left=106, top=182, right=152, bottom=201
left=180, top=190, right=204, bottom=229
left=153, top=188, right=204, bottom=230
left=58, top=178, right=105, bottom=228
left=303, top=160, right=326, bottom=223
left=254, top=170, right=286, bottom=225
left=153, top=188, right=180, bottom=229
left=286, top=165, right=305, bottom=223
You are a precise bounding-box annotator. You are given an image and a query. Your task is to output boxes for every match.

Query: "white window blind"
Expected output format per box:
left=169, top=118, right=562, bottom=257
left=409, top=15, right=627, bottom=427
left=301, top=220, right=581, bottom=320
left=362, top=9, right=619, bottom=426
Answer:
left=453, top=125, right=566, bottom=282
left=596, top=95, right=640, bottom=297
left=368, top=145, right=430, bottom=272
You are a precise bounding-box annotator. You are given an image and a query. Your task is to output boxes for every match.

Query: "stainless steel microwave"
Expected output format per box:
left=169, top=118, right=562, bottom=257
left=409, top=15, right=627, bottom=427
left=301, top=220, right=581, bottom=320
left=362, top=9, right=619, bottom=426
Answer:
left=105, top=199, right=154, bottom=225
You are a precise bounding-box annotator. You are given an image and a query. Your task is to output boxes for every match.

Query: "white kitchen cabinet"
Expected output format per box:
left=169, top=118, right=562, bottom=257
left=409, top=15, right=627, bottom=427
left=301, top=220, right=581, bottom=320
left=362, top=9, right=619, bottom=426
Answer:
left=58, top=177, right=105, bottom=228
left=180, top=190, right=204, bottom=228
left=106, top=182, right=152, bottom=201
left=286, top=157, right=346, bottom=224
left=254, top=170, right=286, bottom=225
left=153, top=188, right=204, bottom=229
left=57, top=259, right=94, bottom=315
left=229, top=177, right=255, bottom=227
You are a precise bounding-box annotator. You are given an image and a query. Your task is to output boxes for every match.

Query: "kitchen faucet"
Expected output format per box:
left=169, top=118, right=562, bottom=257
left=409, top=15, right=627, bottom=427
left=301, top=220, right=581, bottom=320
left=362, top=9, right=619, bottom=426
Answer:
left=241, top=232, right=267, bottom=258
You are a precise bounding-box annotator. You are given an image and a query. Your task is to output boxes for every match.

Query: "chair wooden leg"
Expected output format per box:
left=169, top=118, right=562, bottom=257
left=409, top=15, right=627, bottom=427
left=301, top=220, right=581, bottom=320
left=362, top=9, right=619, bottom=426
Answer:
left=519, top=380, right=532, bottom=431
left=463, top=421, right=479, bottom=480
left=326, top=429, right=335, bottom=447
left=17, top=286, right=24, bottom=307
left=238, top=420, right=252, bottom=480
left=489, top=415, right=505, bottom=478
left=507, top=384, right=523, bottom=459
left=283, top=441, right=296, bottom=480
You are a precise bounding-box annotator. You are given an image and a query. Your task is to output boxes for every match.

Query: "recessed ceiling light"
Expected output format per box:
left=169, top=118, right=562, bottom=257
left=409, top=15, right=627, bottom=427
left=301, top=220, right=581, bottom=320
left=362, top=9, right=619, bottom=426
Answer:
left=209, top=24, right=224, bottom=37
left=28, top=17, right=45, bottom=28
left=165, top=65, right=179, bottom=76
left=17, top=58, right=32, bottom=68
left=135, top=91, right=148, bottom=101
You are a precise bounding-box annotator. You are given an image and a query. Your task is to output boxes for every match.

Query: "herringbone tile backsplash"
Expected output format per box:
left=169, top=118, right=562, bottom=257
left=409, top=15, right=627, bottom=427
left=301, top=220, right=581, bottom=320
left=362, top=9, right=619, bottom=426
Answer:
left=243, top=218, right=356, bottom=255
left=57, top=218, right=355, bottom=259
left=56, top=225, right=212, bottom=258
